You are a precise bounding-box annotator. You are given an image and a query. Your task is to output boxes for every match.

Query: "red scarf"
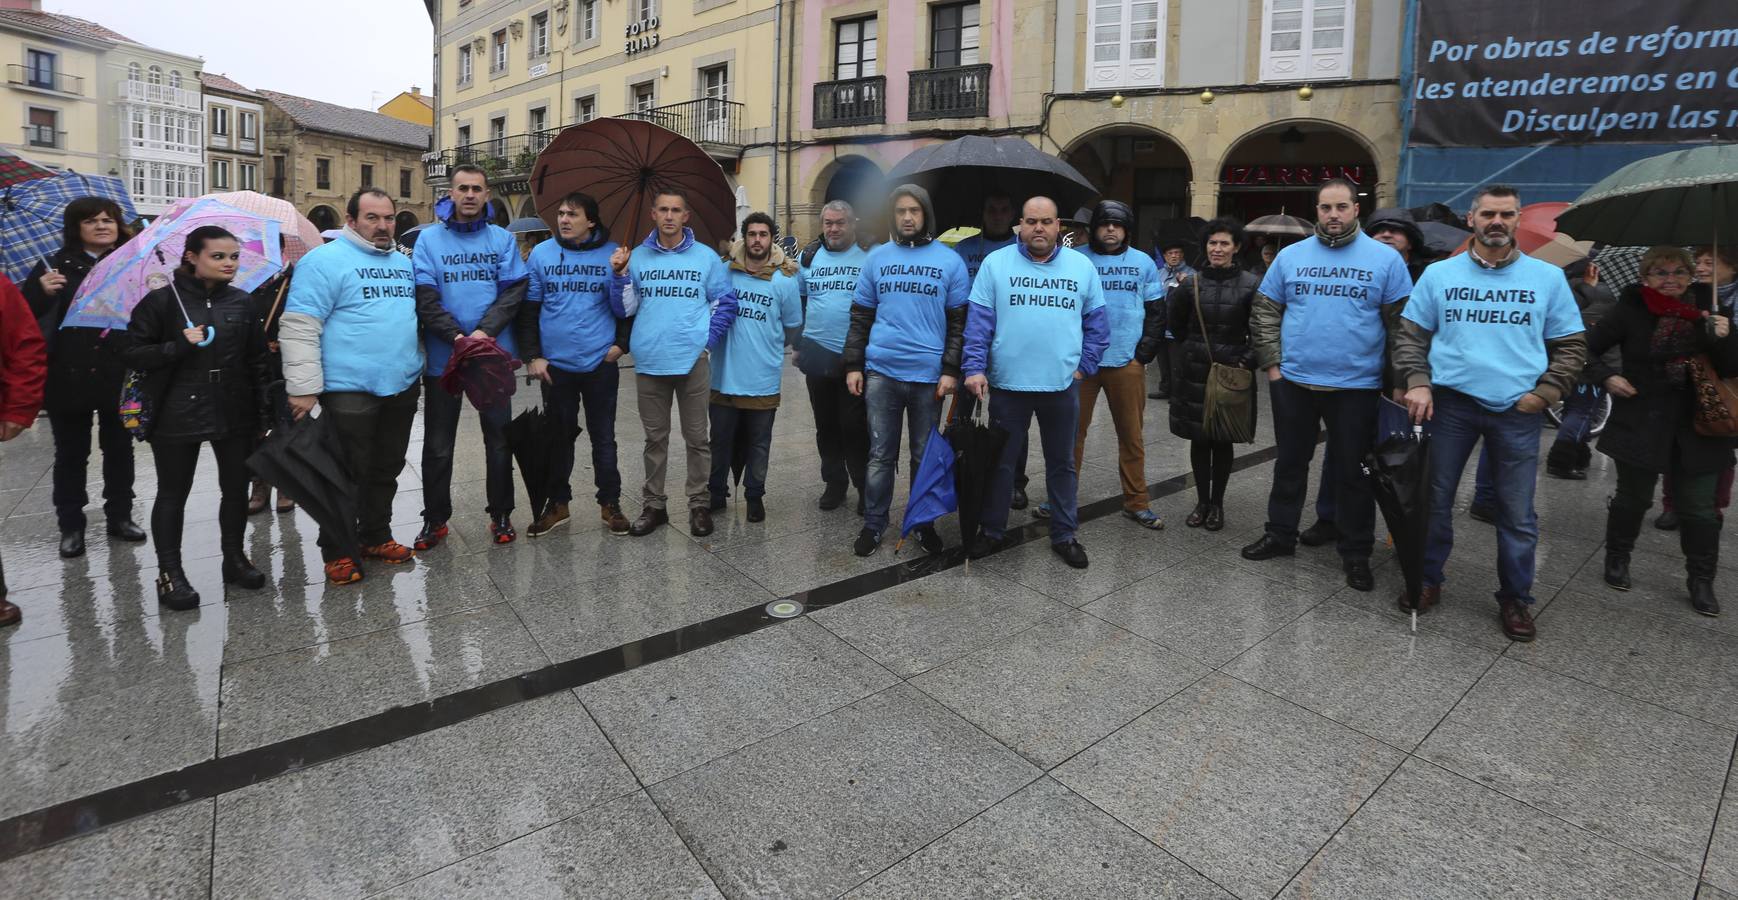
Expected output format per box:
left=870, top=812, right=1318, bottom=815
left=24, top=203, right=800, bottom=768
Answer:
left=1642, top=286, right=1704, bottom=321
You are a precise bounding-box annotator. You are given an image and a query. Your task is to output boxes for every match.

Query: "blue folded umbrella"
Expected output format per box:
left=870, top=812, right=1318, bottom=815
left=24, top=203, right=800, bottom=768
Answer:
left=899, top=426, right=957, bottom=542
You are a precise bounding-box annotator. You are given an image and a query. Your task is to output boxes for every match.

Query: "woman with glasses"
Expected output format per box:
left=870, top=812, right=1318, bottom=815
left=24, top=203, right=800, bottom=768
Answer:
left=1592, top=246, right=1738, bottom=616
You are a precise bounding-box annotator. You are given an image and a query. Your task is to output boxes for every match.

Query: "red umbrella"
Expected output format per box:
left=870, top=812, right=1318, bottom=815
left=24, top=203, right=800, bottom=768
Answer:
left=531, top=118, right=737, bottom=251
left=438, top=335, right=521, bottom=412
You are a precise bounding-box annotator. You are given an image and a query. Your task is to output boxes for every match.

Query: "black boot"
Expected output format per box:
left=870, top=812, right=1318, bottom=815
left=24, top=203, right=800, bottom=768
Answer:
left=1545, top=442, right=1582, bottom=480
left=156, top=569, right=201, bottom=611
left=1682, top=520, right=1722, bottom=617
left=1573, top=443, right=1593, bottom=476
left=1603, top=501, right=1646, bottom=591
left=222, top=548, right=267, bottom=591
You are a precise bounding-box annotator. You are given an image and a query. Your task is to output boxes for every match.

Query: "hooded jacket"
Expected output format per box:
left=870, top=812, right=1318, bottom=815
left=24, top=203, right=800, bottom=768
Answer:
left=279, top=227, right=423, bottom=398
left=841, top=185, right=971, bottom=382
left=517, top=227, right=632, bottom=374
left=412, top=206, right=529, bottom=377
left=625, top=226, right=739, bottom=376
left=713, top=240, right=803, bottom=397
left=22, top=245, right=129, bottom=414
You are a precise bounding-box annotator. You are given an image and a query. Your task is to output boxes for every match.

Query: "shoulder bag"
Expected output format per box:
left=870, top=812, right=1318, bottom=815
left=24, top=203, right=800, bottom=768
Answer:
left=1194, top=276, right=1256, bottom=443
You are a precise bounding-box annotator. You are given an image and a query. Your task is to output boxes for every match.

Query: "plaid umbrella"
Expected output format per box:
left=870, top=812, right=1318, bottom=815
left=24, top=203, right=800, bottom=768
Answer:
left=0, top=171, right=138, bottom=284
left=0, top=148, right=52, bottom=190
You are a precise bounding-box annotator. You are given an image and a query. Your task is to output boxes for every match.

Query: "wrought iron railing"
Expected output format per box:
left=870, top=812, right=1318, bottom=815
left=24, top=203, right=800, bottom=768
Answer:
left=814, top=76, right=886, bottom=128
left=7, top=64, right=82, bottom=94
left=436, top=130, right=558, bottom=180
left=23, top=125, right=63, bottom=148
left=909, top=64, right=991, bottom=120
left=622, top=97, right=745, bottom=148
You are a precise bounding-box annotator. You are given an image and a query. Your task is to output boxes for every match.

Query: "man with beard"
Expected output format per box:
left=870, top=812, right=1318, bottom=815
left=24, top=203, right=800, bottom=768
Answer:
left=796, top=201, right=871, bottom=513
left=709, top=213, right=803, bottom=522
left=1391, top=184, right=1586, bottom=642
left=953, top=192, right=1033, bottom=509
left=1243, top=178, right=1413, bottom=593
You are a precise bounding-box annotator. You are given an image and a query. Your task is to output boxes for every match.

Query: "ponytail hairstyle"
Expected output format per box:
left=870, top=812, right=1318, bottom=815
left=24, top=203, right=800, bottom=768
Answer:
left=178, top=225, right=239, bottom=276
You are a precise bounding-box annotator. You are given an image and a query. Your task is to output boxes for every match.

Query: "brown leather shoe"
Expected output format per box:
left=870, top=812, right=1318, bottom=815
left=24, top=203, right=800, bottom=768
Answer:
left=600, top=502, right=630, bottom=536
left=1397, top=584, right=1441, bottom=615
left=0, top=598, right=19, bottom=628
left=527, top=502, right=570, bottom=538
left=1499, top=598, right=1536, bottom=642
left=690, top=506, right=714, bottom=537
left=629, top=507, right=668, bottom=537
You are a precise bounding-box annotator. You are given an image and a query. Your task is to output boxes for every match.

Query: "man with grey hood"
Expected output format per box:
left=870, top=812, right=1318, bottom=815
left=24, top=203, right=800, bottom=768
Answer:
left=842, top=184, right=971, bottom=558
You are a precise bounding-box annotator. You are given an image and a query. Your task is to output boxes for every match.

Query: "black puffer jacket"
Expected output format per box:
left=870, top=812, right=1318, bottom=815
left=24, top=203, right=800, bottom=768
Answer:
left=1589, top=283, right=1738, bottom=476
left=1167, top=265, right=1260, bottom=442
left=21, top=246, right=129, bottom=414
left=123, top=272, right=271, bottom=443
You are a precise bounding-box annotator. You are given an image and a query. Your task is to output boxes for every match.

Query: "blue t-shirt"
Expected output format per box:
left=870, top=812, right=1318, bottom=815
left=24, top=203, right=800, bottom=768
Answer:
left=853, top=241, right=971, bottom=383
left=714, top=267, right=803, bottom=397
left=954, top=233, right=1017, bottom=280
left=798, top=244, right=867, bottom=353
left=968, top=244, right=1108, bottom=391
left=1404, top=252, right=1584, bottom=411
left=1082, top=247, right=1164, bottom=368
left=627, top=233, right=737, bottom=376
left=412, top=222, right=530, bottom=376
left=284, top=237, right=422, bottom=397
left=1258, top=232, right=1413, bottom=389
left=525, top=237, right=625, bottom=374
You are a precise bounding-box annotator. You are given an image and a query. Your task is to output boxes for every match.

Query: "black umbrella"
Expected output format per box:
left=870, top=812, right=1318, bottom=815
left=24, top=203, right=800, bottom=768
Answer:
left=885, top=136, right=1098, bottom=229
left=247, top=412, right=360, bottom=562
left=508, top=403, right=579, bottom=522
left=944, top=392, right=1009, bottom=555
left=1364, top=420, right=1431, bottom=631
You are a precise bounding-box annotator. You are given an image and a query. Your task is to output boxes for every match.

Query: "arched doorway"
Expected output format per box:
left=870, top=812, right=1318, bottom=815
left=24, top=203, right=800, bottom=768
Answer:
left=1216, top=120, right=1380, bottom=225
left=1061, top=127, right=1191, bottom=255
left=816, top=155, right=883, bottom=216
left=516, top=198, right=538, bottom=219
left=307, top=205, right=339, bottom=232
left=394, top=211, right=419, bottom=236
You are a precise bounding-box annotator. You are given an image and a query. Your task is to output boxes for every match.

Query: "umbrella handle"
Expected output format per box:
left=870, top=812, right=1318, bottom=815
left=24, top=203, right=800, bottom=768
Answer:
left=185, top=319, right=216, bottom=347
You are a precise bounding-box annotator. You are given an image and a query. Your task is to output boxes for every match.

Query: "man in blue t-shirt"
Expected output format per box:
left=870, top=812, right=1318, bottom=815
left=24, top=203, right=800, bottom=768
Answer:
left=963, top=196, right=1110, bottom=569
left=1244, top=178, right=1413, bottom=593
left=1391, top=184, right=1586, bottom=643
left=953, top=192, right=1037, bottom=509
left=517, top=190, right=632, bottom=539
left=411, top=165, right=529, bottom=549
left=842, top=184, right=970, bottom=558
left=708, top=212, right=803, bottom=523
left=796, top=200, right=871, bottom=513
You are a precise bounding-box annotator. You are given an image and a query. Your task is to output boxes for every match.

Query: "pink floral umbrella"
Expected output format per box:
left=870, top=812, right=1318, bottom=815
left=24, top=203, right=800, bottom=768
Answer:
left=202, top=190, right=324, bottom=264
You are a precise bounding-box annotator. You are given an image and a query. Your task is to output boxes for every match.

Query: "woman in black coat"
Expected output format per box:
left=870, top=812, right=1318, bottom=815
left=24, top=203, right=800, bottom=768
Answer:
left=1167, top=218, right=1260, bottom=531
left=21, top=196, right=144, bottom=559
left=124, top=226, right=272, bottom=610
left=1591, top=246, right=1738, bottom=616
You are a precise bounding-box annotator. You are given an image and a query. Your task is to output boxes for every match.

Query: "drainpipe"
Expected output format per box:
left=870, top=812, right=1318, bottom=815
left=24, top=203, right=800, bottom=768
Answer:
left=770, top=0, right=781, bottom=223
left=783, top=0, right=796, bottom=236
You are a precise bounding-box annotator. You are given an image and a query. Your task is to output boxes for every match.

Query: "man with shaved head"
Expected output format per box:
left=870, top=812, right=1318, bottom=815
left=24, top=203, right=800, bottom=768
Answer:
left=963, top=196, right=1110, bottom=569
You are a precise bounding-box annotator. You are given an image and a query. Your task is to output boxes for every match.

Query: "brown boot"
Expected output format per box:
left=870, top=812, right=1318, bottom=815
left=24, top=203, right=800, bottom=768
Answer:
left=0, top=597, right=19, bottom=628
left=247, top=479, right=269, bottom=515
left=527, top=502, right=570, bottom=538
left=1499, top=598, right=1536, bottom=642
left=600, top=502, right=630, bottom=536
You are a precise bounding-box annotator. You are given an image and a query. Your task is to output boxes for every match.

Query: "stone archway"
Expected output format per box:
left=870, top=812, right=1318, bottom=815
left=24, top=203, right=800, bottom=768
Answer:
left=1060, top=125, right=1192, bottom=255
left=517, top=197, right=538, bottom=219
left=811, top=155, right=883, bottom=217
left=1215, top=119, right=1381, bottom=225
left=307, top=204, right=339, bottom=232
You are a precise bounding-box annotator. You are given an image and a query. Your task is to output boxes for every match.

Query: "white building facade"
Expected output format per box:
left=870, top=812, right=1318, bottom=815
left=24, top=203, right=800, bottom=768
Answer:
left=106, top=46, right=203, bottom=215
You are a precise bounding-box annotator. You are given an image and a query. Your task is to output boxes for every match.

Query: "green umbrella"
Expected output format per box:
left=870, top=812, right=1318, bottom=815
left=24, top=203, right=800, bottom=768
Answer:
left=1556, top=145, right=1738, bottom=247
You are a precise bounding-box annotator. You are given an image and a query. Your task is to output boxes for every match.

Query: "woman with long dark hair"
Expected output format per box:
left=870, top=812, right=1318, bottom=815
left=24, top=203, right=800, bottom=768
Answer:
left=1593, top=245, right=1738, bottom=616
left=124, top=226, right=272, bottom=610
left=1168, top=217, right=1260, bottom=530
left=21, top=196, right=144, bottom=559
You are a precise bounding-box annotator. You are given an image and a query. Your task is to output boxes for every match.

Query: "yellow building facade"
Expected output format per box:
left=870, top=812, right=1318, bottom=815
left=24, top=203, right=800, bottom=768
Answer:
left=378, top=87, right=435, bottom=127
left=427, top=0, right=783, bottom=237
left=0, top=8, right=113, bottom=173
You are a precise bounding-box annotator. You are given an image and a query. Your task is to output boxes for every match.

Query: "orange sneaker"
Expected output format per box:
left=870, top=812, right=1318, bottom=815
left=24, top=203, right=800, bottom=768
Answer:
left=324, top=557, right=364, bottom=585
left=362, top=540, right=415, bottom=564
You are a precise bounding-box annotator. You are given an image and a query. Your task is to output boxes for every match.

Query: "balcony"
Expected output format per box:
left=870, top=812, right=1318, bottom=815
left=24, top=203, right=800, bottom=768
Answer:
left=621, top=97, right=745, bottom=156
left=425, top=130, right=557, bottom=183
left=122, top=79, right=202, bottom=110
left=7, top=64, right=82, bottom=95
left=814, top=76, right=885, bottom=128
left=24, top=125, right=64, bottom=149
left=909, top=64, right=990, bottom=121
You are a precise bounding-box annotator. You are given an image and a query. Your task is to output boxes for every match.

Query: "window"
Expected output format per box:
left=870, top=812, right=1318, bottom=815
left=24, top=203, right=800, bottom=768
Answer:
left=1261, top=0, right=1352, bottom=81
left=834, top=17, right=878, bottom=79
left=489, top=116, right=507, bottom=158
left=528, top=106, right=547, bottom=135
left=631, top=81, right=656, bottom=113
left=316, top=157, right=331, bottom=190
left=169, top=70, right=181, bottom=89
left=491, top=29, right=508, bottom=73
left=580, top=0, right=597, bottom=41
left=930, top=3, right=980, bottom=68
left=361, top=163, right=375, bottom=187
left=211, top=159, right=230, bottom=190
left=148, top=65, right=162, bottom=85
left=25, top=49, right=55, bottom=89
left=700, top=66, right=729, bottom=141
left=457, top=124, right=471, bottom=146
left=128, top=62, right=141, bottom=82
left=399, top=168, right=412, bottom=198
left=1086, top=0, right=1164, bottom=89
left=26, top=107, right=57, bottom=147
left=212, top=106, right=229, bottom=136
left=240, top=162, right=257, bottom=191
left=575, top=95, right=596, bottom=122
left=458, top=46, right=474, bottom=84
left=637, top=0, right=656, bottom=20
left=239, top=111, right=256, bottom=140
left=530, top=12, right=549, bottom=56
left=129, top=107, right=144, bottom=144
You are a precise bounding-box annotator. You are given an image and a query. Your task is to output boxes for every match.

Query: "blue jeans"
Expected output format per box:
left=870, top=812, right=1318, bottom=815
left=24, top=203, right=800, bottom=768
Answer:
left=708, top=403, right=777, bottom=501
left=421, top=376, right=514, bottom=521
left=982, top=384, right=1081, bottom=544
left=547, top=362, right=621, bottom=505
left=863, top=372, right=942, bottom=535
left=1472, top=447, right=1495, bottom=508
left=1553, top=383, right=1604, bottom=446
left=1423, top=388, right=1543, bottom=604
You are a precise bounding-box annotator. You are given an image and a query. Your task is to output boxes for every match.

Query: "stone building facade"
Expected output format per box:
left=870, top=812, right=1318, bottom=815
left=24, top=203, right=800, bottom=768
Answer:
left=258, top=88, right=434, bottom=235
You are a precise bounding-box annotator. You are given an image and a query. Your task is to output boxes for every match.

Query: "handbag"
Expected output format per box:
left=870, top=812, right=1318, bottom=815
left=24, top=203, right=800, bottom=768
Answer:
left=1192, top=276, right=1256, bottom=443
left=1688, top=353, right=1738, bottom=438
left=118, top=369, right=154, bottom=440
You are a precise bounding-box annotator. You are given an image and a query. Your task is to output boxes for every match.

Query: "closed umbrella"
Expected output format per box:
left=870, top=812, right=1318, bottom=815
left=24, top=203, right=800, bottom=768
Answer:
left=1365, top=417, right=1431, bottom=633
left=1245, top=213, right=1313, bottom=237
left=1556, top=144, right=1738, bottom=247
left=895, top=426, right=957, bottom=556
left=531, top=118, right=737, bottom=250
left=0, top=171, right=139, bottom=283
left=945, top=393, right=1009, bottom=553
left=884, top=135, right=1098, bottom=230
left=437, top=334, right=521, bottom=413
left=203, top=190, right=324, bottom=263
left=507, top=404, right=578, bottom=524
left=248, top=412, right=360, bottom=563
